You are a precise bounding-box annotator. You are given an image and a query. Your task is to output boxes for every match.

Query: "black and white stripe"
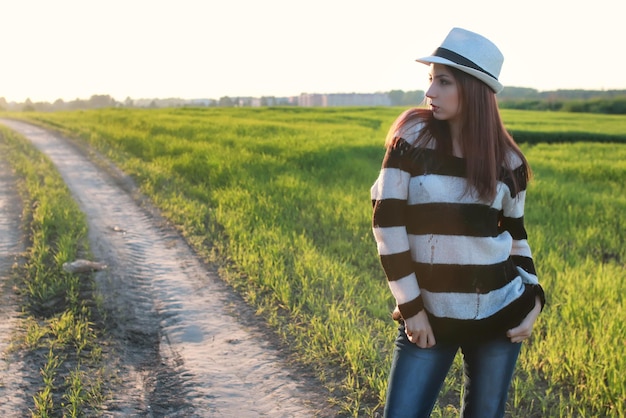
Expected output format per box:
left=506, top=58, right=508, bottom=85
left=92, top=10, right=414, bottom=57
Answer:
left=372, top=140, right=543, bottom=341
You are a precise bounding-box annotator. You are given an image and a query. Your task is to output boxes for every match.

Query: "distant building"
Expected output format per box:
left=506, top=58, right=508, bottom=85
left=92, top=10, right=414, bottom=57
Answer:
left=299, top=93, right=326, bottom=107
left=298, top=92, right=391, bottom=107
left=235, top=97, right=255, bottom=107
left=233, top=96, right=295, bottom=107
left=326, top=93, right=391, bottom=106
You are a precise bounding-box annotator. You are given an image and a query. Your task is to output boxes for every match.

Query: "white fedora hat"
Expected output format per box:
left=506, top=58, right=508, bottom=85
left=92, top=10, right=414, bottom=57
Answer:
left=416, top=27, right=504, bottom=94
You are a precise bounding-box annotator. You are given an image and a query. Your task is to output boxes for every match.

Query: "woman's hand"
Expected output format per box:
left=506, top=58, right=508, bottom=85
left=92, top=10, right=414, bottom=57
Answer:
left=404, top=310, right=436, bottom=348
left=507, top=296, right=542, bottom=343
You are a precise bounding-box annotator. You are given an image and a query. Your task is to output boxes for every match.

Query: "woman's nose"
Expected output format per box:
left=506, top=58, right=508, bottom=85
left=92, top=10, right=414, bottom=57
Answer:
left=425, top=85, right=435, bottom=98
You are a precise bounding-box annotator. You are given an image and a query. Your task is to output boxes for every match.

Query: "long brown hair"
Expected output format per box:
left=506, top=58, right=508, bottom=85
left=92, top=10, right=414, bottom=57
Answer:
left=385, top=66, right=531, bottom=201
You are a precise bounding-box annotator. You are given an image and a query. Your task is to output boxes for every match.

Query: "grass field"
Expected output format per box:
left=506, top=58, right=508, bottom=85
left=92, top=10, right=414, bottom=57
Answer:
left=6, top=107, right=626, bottom=417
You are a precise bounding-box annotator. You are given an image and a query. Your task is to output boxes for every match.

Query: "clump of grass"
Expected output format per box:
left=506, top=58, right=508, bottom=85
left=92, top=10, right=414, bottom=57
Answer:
left=0, top=126, right=106, bottom=417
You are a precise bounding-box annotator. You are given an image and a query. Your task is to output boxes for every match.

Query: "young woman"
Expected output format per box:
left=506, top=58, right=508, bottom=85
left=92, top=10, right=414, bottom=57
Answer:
left=371, top=28, right=546, bottom=418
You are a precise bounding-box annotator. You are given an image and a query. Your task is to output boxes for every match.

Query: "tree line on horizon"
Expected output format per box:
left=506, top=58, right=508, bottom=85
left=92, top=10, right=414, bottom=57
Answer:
left=2, top=87, right=626, bottom=114
left=497, top=87, right=626, bottom=114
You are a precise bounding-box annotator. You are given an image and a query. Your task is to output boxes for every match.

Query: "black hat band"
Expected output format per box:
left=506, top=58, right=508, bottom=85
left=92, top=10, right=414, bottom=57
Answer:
left=433, top=47, right=498, bottom=80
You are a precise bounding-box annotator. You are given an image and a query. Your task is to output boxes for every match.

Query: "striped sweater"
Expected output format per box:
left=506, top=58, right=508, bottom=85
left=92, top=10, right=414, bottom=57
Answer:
left=371, top=131, right=545, bottom=342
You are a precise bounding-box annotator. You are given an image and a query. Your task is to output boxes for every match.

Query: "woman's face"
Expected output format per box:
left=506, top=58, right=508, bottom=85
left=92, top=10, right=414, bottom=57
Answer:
left=425, top=64, right=461, bottom=124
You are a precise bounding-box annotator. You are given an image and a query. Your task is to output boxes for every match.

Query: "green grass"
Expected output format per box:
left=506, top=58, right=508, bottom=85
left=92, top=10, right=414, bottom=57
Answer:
left=5, top=107, right=626, bottom=417
left=502, top=109, right=626, bottom=142
left=0, top=126, right=106, bottom=416
left=515, top=142, right=625, bottom=417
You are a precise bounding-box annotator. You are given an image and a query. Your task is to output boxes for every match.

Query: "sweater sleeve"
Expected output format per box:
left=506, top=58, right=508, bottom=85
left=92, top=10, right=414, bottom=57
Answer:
left=501, top=167, right=546, bottom=309
left=371, top=142, right=424, bottom=319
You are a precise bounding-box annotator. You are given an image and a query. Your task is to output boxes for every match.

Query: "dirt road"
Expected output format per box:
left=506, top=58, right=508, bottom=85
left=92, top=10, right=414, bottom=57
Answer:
left=0, top=119, right=338, bottom=417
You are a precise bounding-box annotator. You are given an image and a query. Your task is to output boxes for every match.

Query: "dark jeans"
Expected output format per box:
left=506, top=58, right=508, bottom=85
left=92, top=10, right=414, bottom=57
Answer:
left=383, top=324, right=522, bottom=418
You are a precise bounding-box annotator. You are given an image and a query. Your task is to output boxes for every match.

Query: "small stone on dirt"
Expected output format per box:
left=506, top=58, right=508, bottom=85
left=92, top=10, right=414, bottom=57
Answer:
left=62, top=259, right=108, bottom=273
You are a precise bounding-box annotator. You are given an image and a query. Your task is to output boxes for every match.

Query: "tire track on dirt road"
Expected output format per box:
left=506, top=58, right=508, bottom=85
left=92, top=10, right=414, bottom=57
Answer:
left=0, top=151, right=31, bottom=414
left=0, top=119, right=338, bottom=417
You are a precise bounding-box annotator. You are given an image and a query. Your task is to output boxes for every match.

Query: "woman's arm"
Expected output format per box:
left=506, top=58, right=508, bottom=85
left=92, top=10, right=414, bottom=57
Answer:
left=501, top=171, right=546, bottom=309
left=371, top=142, right=424, bottom=321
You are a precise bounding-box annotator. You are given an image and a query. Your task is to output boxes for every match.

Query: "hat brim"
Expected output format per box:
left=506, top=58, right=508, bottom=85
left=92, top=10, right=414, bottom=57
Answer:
left=416, top=55, right=504, bottom=94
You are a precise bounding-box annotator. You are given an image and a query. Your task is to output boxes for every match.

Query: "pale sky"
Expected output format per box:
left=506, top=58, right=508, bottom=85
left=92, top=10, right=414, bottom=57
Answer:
left=1, top=0, right=624, bottom=103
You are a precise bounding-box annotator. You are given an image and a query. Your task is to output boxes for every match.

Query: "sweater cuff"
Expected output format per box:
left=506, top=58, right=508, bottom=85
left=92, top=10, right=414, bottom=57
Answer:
left=396, top=296, right=424, bottom=320
left=531, top=284, right=546, bottom=311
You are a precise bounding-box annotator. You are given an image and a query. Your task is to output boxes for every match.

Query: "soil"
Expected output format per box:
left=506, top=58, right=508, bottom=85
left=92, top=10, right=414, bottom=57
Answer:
left=0, top=119, right=340, bottom=417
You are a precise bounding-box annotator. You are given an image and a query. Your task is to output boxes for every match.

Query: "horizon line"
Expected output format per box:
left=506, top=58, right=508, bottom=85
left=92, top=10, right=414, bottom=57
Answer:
left=4, top=86, right=626, bottom=104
